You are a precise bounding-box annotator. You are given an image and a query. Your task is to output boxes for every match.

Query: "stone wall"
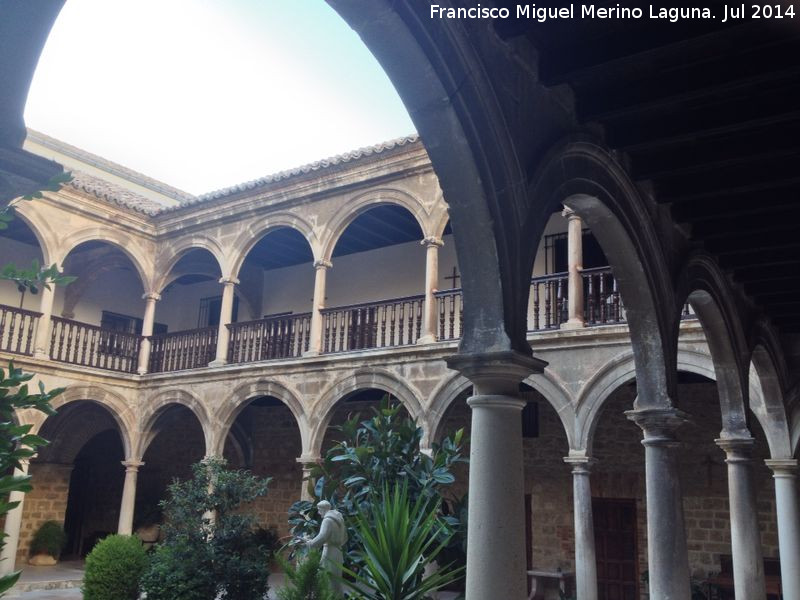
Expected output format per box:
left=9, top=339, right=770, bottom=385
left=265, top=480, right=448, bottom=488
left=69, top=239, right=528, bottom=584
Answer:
left=17, top=463, right=72, bottom=565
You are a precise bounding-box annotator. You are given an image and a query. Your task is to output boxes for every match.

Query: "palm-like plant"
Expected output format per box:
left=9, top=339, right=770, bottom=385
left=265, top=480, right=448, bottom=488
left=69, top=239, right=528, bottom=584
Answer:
left=344, top=482, right=464, bottom=600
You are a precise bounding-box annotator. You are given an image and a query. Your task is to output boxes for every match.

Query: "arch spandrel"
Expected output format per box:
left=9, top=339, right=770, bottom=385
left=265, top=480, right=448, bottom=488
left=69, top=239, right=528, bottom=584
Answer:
left=749, top=346, right=792, bottom=459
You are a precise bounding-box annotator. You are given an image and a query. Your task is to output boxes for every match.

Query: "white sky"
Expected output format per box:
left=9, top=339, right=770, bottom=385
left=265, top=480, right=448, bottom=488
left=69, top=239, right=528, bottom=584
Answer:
left=24, top=0, right=416, bottom=195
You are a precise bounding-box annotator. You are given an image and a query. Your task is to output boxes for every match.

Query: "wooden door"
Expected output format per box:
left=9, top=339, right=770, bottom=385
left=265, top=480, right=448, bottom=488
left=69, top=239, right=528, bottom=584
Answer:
left=593, top=498, right=639, bottom=600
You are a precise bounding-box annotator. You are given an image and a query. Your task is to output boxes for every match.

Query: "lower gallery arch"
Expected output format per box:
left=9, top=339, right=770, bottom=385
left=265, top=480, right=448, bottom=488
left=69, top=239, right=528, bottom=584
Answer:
left=584, top=369, right=778, bottom=596
left=134, top=404, right=207, bottom=532
left=19, top=401, right=127, bottom=564
left=220, top=394, right=304, bottom=541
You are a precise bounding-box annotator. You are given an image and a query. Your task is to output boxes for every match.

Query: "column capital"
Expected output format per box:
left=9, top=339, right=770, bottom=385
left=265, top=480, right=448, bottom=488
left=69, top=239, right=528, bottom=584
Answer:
left=218, top=276, right=239, bottom=286
left=142, top=292, right=161, bottom=302
left=121, top=459, right=144, bottom=472
left=716, top=435, right=755, bottom=463
left=561, top=205, right=581, bottom=221
left=625, top=407, right=689, bottom=446
left=313, top=258, right=332, bottom=270
left=421, top=236, right=444, bottom=248
left=446, top=350, right=547, bottom=395
left=564, top=454, right=597, bottom=475
left=765, top=458, right=798, bottom=477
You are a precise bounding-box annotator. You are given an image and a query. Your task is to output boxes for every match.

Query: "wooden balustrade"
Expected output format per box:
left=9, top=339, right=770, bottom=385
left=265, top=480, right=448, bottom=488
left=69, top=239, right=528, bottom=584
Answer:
left=529, top=272, right=570, bottom=330
left=227, top=313, right=311, bottom=363
left=581, top=266, right=623, bottom=325
left=0, top=304, right=40, bottom=356
left=435, top=289, right=463, bottom=341
left=148, top=326, right=217, bottom=373
left=321, top=295, right=424, bottom=353
left=50, top=316, right=140, bottom=372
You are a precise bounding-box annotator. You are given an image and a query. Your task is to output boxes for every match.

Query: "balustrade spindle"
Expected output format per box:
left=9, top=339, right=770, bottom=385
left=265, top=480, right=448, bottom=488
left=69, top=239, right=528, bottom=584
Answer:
left=448, top=294, right=456, bottom=339
left=587, top=274, right=595, bottom=323
left=438, top=296, right=446, bottom=340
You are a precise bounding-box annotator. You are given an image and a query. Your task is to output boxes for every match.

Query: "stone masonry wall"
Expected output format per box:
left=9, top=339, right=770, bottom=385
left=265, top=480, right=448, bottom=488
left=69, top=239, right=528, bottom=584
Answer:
left=17, top=463, right=72, bottom=566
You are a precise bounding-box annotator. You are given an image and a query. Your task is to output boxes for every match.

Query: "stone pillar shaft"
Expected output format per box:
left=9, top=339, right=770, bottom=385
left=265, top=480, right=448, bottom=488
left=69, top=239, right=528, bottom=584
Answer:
left=561, top=207, right=584, bottom=329
left=716, top=437, right=766, bottom=599
left=565, top=456, right=598, bottom=600
left=418, top=237, right=443, bottom=344
left=766, top=459, right=800, bottom=600
left=0, top=460, right=30, bottom=575
left=33, top=284, right=56, bottom=359
left=446, top=351, right=546, bottom=600
left=117, top=460, right=143, bottom=535
left=210, top=277, right=238, bottom=366
left=136, top=292, right=160, bottom=375
left=305, top=260, right=331, bottom=356
left=627, top=408, right=691, bottom=600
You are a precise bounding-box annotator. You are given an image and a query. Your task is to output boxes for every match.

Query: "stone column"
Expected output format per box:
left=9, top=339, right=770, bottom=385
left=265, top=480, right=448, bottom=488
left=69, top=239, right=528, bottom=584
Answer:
left=716, top=437, right=766, bottom=599
left=765, top=458, right=800, bottom=600
left=561, top=206, right=584, bottom=329
left=32, top=284, right=56, bottom=359
left=626, top=408, right=691, bottom=600
left=117, top=460, right=144, bottom=535
left=210, top=276, right=238, bottom=367
left=446, top=351, right=547, bottom=600
left=564, top=455, right=598, bottom=600
left=305, top=259, right=332, bottom=356
left=418, top=236, right=443, bottom=344
left=0, top=459, right=30, bottom=575
left=136, top=292, right=160, bottom=375
left=296, top=458, right=318, bottom=502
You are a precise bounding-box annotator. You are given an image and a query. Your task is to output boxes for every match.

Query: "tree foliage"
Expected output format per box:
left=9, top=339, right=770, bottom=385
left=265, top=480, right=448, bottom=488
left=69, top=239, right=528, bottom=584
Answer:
left=0, top=363, right=62, bottom=595
left=288, top=400, right=467, bottom=576
left=140, top=457, right=272, bottom=600
left=277, top=550, right=339, bottom=600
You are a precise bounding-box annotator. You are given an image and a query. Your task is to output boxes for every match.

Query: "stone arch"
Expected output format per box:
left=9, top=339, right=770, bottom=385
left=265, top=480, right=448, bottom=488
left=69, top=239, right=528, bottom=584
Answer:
left=55, top=227, right=152, bottom=290
left=229, top=214, right=318, bottom=279
left=320, top=188, right=428, bottom=262
left=526, top=140, right=678, bottom=409
left=11, top=202, right=57, bottom=265
left=576, top=349, right=717, bottom=453
left=137, top=389, right=212, bottom=458
left=789, top=384, right=800, bottom=457
left=749, top=344, right=792, bottom=459
left=152, top=236, right=226, bottom=294
left=215, top=379, right=310, bottom=457
left=426, top=370, right=576, bottom=448
left=310, top=368, right=424, bottom=456
left=430, top=204, right=451, bottom=241
left=678, top=252, right=750, bottom=436
left=27, top=384, right=135, bottom=458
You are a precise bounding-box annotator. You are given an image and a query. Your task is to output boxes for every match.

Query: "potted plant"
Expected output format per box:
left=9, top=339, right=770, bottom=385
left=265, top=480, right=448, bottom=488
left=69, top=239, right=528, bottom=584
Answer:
left=28, top=521, right=66, bottom=566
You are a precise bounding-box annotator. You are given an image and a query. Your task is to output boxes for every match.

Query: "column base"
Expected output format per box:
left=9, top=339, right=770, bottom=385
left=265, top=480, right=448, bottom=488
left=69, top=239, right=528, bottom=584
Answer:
left=33, top=350, right=50, bottom=360
left=136, top=368, right=148, bottom=376
left=560, top=319, right=586, bottom=330
left=416, top=334, right=437, bottom=345
left=302, top=350, right=321, bottom=357
left=208, top=359, right=227, bottom=367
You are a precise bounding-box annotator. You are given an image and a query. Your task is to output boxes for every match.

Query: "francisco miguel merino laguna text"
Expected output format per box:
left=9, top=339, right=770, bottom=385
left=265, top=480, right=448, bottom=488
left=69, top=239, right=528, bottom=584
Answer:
left=431, top=4, right=727, bottom=23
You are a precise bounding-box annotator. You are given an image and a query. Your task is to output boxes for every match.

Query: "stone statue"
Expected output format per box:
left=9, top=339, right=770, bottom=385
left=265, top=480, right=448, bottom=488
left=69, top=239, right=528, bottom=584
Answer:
left=305, top=500, right=348, bottom=593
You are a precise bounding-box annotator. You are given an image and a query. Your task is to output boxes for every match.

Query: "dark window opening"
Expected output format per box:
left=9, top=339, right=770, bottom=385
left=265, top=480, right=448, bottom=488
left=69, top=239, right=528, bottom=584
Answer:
left=544, top=230, right=608, bottom=274
left=199, top=295, right=239, bottom=328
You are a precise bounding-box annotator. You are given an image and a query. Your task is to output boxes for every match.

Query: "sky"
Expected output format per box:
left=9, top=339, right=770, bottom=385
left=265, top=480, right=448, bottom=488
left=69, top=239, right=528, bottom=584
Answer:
left=24, top=0, right=416, bottom=195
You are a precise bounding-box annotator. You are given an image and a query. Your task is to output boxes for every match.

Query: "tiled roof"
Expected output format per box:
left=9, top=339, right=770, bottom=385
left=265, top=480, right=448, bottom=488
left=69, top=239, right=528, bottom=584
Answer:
left=68, top=170, right=166, bottom=216
left=36, top=132, right=420, bottom=216
left=166, top=134, right=421, bottom=210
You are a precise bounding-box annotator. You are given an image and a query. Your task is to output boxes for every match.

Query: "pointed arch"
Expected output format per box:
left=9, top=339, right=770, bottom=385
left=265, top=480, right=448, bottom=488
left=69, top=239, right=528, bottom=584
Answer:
left=229, top=214, right=318, bottom=279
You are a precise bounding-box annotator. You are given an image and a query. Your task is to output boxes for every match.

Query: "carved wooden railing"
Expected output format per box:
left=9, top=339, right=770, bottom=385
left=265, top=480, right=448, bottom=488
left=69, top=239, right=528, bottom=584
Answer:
left=321, top=295, right=425, bottom=353
left=434, top=289, right=463, bottom=341
left=0, top=304, right=40, bottom=356
left=227, top=313, right=311, bottom=364
left=529, top=272, right=570, bottom=331
left=148, top=326, right=217, bottom=373
left=50, top=316, right=140, bottom=373
left=582, top=266, right=624, bottom=325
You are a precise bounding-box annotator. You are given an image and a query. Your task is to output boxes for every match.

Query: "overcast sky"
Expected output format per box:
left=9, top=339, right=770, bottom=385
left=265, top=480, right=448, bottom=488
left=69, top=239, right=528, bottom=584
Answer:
left=24, top=0, right=416, bottom=195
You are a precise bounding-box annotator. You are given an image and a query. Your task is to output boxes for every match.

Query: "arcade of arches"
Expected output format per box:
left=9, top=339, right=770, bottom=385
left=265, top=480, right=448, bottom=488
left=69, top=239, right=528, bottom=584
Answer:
left=1, top=6, right=800, bottom=599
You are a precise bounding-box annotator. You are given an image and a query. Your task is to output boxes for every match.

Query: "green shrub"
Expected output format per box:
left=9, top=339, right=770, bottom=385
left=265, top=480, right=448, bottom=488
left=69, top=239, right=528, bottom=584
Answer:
left=82, top=535, right=147, bottom=600
left=139, top=543, right=216, bottom=600
left=277, top=551, right=339, bottom=600
left=29, top=521, right=65, bottom=558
